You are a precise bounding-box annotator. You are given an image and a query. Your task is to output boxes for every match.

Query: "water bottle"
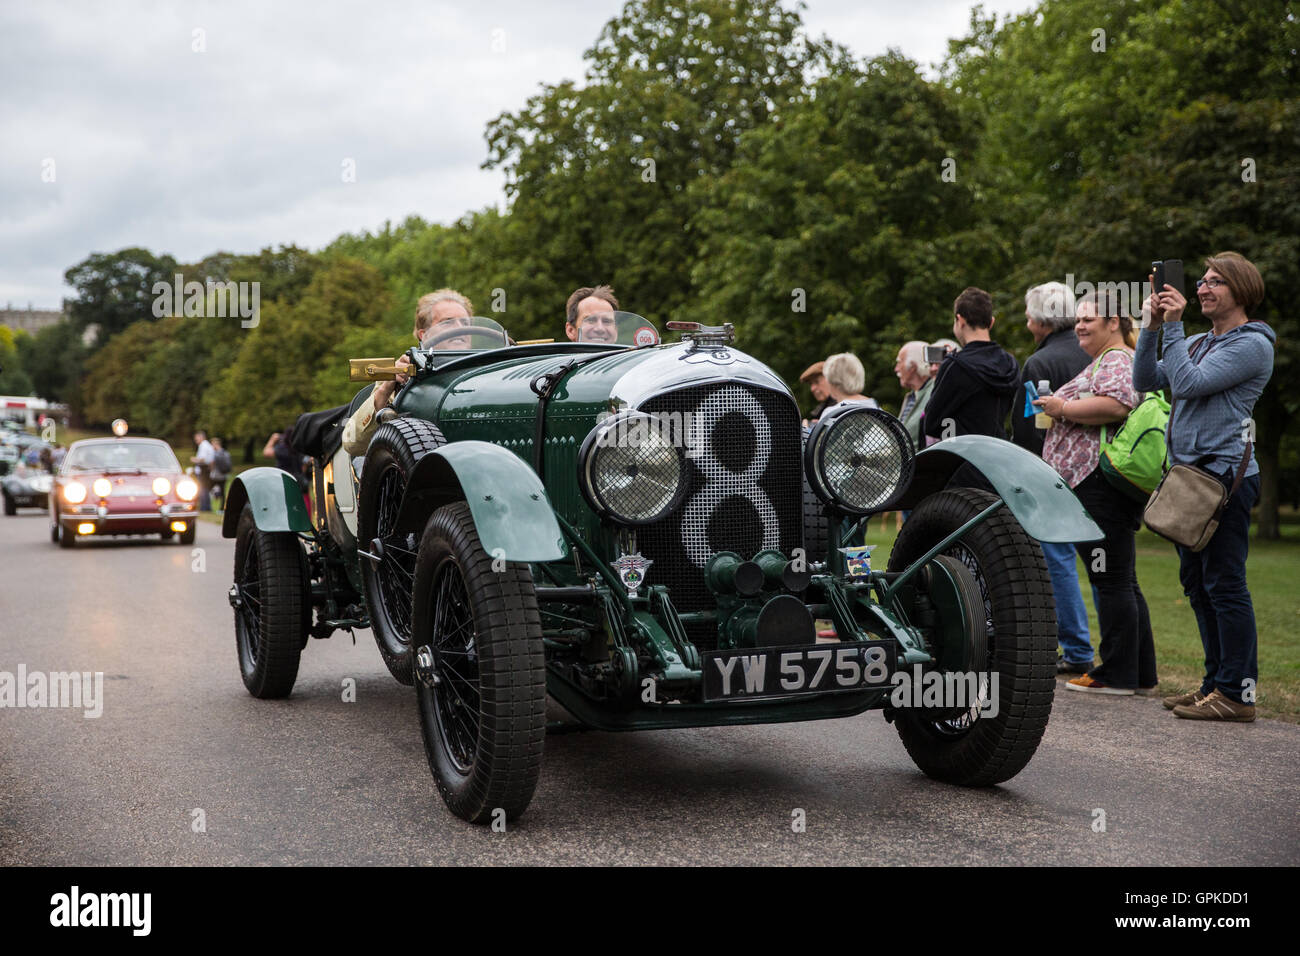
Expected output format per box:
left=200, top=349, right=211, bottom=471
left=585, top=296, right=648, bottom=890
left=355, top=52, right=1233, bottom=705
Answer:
left=1034, top=379, right=1054, bottom=430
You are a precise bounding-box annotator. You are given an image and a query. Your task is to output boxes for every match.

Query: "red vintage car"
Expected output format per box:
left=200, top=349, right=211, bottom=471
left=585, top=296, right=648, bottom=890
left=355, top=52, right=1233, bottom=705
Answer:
left=50, top=425, right=198, bottom=547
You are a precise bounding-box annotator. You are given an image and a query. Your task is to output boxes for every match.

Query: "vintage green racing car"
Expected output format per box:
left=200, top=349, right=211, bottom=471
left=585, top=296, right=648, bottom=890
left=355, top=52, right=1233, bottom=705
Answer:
left=223, top=313, right=1102, bottom=824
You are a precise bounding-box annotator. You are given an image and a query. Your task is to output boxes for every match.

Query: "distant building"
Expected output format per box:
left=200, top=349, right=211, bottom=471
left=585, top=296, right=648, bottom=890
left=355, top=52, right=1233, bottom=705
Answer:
left=0, top=304, right=65, bottom=336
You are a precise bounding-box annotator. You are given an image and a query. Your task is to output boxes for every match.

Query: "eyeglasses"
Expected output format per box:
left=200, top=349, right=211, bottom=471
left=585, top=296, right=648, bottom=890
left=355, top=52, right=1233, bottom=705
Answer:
left=1195, top=278, right=1227, bottom=290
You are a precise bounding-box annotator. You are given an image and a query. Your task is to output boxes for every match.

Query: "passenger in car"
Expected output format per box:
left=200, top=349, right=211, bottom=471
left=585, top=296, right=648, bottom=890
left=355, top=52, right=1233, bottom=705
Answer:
left=343, top=289, right=473, bottom=456
left=564, top=285, right=620, bottom=343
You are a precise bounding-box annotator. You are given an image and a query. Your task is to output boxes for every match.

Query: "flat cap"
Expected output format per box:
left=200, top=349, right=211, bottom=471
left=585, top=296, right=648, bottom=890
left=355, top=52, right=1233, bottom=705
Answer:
left=799, top=361, right=824, bottom=382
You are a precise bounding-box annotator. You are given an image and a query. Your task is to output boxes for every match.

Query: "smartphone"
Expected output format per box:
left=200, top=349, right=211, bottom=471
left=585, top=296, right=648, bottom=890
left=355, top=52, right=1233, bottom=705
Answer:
left=1163, top=259, right=1184, bottom=296
left=1152, top=259, right=1184, bottom=297
left=923, top=345, right=948, bottom=365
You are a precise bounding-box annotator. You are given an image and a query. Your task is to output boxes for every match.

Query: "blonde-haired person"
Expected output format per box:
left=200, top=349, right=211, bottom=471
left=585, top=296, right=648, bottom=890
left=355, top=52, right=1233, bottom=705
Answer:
left=342, top=289, right=474, bottom=456
left=1034, top=291, right=1152, bottom=696
left=822, top=353, right=878, bottom=408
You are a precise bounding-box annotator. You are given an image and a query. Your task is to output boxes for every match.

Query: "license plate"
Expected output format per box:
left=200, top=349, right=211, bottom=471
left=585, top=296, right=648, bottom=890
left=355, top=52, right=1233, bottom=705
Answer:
left=701, top=641, right=895, bottom=702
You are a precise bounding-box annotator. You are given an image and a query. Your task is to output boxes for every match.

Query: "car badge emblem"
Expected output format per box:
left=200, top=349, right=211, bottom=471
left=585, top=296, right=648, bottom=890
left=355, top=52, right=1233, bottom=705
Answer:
left=612, top=552, right=653, bottom=598
left=838, top=545, right=875, bottom=579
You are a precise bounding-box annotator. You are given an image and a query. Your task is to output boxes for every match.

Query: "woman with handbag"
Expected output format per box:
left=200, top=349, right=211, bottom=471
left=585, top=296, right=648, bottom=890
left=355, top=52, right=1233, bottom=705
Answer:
left=1034, top=293, right=1155, bottom=696
left=1136, top=252, right=1276, bottom=722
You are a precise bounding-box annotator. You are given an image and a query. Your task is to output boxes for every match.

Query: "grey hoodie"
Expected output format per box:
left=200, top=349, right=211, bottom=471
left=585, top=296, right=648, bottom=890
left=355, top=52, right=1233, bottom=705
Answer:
left=1132, top=319, right=1276, bottom=478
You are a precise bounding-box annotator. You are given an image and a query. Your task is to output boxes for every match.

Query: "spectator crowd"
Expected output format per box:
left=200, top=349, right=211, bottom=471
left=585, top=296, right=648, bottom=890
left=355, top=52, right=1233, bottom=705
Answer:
left=799, top=253, right=1275, bottom=723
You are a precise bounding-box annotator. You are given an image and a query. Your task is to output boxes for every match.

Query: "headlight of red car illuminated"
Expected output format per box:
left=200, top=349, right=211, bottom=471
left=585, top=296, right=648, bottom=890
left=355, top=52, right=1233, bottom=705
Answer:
left=93, top=478, right=112, bottom=498
left=176, top=478, right=198, bottom=501
left=64, top=481, right=87, bottom=504
left=152, top=477, right=171, bottom=496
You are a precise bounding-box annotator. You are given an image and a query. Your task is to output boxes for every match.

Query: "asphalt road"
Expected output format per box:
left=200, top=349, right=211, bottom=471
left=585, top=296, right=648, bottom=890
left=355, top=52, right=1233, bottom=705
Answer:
left=1, top=508, right=1297, bottom=866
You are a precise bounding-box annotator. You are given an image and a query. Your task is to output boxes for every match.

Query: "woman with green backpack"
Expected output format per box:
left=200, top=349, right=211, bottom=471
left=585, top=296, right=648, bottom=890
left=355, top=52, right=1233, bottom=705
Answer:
left=1034, top=292, right=1156, bottom=696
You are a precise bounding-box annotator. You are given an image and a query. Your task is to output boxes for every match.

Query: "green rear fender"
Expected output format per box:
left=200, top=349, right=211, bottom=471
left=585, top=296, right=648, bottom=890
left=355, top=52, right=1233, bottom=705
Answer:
left=394, top=440, right=567, bottom=562
left=896, top=435, right=1104, bottom=543
left=221, top=467, right=313, bottom=538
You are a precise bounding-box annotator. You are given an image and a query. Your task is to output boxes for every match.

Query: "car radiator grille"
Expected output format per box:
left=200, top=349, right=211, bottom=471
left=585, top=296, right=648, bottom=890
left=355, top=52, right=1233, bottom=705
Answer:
left=638, top=382, right=803, bottom=650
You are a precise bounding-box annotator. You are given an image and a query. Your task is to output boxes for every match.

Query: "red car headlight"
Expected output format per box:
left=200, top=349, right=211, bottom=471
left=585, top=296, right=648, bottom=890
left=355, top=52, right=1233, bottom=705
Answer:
left=176, top=478, right=198, bottom=501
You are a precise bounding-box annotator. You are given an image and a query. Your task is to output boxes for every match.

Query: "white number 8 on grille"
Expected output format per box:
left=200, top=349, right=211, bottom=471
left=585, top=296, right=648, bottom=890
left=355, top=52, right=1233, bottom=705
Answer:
left=681, top=386, right=779, bottom=568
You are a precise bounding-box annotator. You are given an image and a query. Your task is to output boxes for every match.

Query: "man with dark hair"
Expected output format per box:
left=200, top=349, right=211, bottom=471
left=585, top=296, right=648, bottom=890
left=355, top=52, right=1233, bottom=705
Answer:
left=565, top=285, right=620, bottom=343
left=923, top=287, right=1021, bottom=448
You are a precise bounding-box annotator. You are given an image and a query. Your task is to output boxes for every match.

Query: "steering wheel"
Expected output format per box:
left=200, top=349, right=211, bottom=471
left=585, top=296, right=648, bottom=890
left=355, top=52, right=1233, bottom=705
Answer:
left=423, top=325, right=509, bottom=350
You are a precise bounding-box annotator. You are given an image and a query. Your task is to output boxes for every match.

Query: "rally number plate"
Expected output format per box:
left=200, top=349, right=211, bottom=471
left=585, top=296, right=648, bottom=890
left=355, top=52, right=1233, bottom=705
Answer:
left=701, top=641, right=895, bottom=702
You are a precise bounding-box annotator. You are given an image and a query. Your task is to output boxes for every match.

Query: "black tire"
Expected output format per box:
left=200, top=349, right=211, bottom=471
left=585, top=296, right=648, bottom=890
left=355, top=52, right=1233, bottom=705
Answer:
left=801, top=426, right=831, bottom=564
left=160, top=529, right=174, bottom=541
left=179, top=524, right=196, bottom=545
left=50, top=520, right=60, bottom=544
left=57, top=520, right=75, bottom=549
left=3, top=493, right=15, bottom=516
left=886, top=487, right=1055, bottom=786
left=232, top=504, right=309, bottom=699
left=411, top=501, right=546, bottom=824
left=358, top=418, right=447, bottom=685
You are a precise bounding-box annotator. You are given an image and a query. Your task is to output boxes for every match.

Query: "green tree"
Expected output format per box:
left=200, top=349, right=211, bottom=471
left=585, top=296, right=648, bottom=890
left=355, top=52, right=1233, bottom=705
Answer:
left=202, top=258, right=393, bottom=443
left=483, top=0, right=831, bottom=324
left=16, top=321, right=87, bottom=405
left=0, top=327, right=34, bottom=396
left=690, top=53, right=1000, bottom=410
left=63, top=247, right=179, bottom=343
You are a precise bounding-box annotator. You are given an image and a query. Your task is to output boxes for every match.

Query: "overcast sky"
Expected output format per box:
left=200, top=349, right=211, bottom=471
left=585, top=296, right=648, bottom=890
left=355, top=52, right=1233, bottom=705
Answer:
left=0, top=0, right=1033, bottom=308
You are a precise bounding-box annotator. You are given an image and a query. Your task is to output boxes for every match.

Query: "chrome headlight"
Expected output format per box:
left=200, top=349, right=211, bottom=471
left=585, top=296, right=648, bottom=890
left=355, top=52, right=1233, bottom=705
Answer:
left=64, top=481, right=87, bottom=504
left=175, top=477, right=198, bottom=501
left=92, top=477, right=113, bottom=498
left=578, top=412, right=686, bottom=526
left=805, top=404, right=914, bottom=515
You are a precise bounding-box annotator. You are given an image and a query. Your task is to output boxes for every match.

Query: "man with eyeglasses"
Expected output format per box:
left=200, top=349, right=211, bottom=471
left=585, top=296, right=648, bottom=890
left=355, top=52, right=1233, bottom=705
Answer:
left=1135, top=252, right=1275, bottom=722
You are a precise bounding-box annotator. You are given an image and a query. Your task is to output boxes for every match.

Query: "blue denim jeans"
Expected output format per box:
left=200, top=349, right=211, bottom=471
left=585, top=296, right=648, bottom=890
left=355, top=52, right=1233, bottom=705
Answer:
left=1178, top=472, right=1260, bottom=704
left=1041, top=539, right=1093, bottom=663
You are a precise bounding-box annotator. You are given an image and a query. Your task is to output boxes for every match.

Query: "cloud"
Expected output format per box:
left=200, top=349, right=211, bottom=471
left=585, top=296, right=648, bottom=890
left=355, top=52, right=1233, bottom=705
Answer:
left=0, top=0, right=1031, bottom=307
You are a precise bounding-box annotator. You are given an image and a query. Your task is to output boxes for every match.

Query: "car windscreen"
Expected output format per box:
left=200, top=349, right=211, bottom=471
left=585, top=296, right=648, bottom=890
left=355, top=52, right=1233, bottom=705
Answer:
left=65, top=443, right=179, bottom=473
left=418, top=316, right=511, bottom=352
left=569, top=311, right=660, bottom=347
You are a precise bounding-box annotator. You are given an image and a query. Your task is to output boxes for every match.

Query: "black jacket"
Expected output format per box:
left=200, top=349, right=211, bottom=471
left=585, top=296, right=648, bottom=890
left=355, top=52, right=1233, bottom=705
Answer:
left=922, top=340, right=1021, bottom=442
left=1010, top=329, right=1092, bottom=456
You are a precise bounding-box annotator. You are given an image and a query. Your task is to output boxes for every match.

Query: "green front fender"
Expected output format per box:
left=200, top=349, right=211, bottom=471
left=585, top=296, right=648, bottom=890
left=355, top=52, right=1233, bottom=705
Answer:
left=221, top=467, right=313, bottom=538
left=394, top=440, right=567, bottom=562
left=896, top=435, right=1104, bottom=543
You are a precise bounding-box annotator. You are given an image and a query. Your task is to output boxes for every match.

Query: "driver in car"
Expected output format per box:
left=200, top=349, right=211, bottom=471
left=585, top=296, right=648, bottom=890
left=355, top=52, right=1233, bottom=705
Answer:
left=564, top=284, right=620, bottom=343
left=343, top=289, right=473, bottom=456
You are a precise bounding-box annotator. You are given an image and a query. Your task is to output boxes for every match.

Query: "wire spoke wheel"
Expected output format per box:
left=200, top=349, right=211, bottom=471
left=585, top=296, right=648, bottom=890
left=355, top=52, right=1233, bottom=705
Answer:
left=232, top=504, right=308, bottom=699
left=357, top=418, right=447, bottom=684
left=429, top=557, right=479, bottom=773
left=374, top=463, right=416, bottom=641
left=412, top=502, right=546, bottom=824
left=887, top=488, right=1055, bottom=786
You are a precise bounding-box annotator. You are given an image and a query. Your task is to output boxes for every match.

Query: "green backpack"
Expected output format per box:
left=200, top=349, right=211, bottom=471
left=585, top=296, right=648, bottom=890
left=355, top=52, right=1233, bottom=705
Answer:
left=1100, top=390, right=1170, bottom=504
